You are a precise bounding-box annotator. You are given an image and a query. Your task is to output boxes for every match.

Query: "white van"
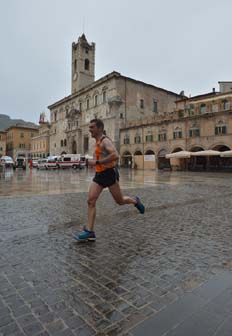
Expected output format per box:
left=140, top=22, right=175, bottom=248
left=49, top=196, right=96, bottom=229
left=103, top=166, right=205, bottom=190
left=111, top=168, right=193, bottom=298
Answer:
left=37, top=158, right=57, bottom=170
left=57, top=154, right=82, bottom=169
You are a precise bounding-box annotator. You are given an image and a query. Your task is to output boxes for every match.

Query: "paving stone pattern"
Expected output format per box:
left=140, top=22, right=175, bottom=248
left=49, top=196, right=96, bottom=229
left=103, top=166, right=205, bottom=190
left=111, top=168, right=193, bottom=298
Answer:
left=1, top=173, right=232, bottom=335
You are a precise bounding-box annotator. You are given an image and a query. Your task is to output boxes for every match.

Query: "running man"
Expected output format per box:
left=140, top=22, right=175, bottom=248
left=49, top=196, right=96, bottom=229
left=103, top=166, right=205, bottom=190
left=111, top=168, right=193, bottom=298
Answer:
left=73, top=118, right=145, bottom=241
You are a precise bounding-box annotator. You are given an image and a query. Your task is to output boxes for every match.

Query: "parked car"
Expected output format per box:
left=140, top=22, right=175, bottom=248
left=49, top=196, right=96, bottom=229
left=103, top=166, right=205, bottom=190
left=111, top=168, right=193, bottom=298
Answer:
left=0, top=156, right=14, bottom=168
left=37, top=158, right=57, bottom=170
left=57, top=154, right=82, bottom=169
left=13, top=157, right=26, bottom=170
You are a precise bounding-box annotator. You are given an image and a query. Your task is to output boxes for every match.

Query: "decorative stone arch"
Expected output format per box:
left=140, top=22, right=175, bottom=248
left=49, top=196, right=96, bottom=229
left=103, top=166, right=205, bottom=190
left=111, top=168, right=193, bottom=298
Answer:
left=158, top=148, right=169, bottom=156
left=71, top=101, right=77, bottom=109
left=189, top=145, right=205, bottom=152
left=145, top=149, right=155, bottom=155
left=134, top=150, right=143, bottom=155
left=171, top=146, right=185, bottom=153
left=92, top=90, right=99, bottom=98
left=102, top=85, right=108, bottom=92
left=173, top=126, right=182, bottom=131
left=216, top=118, right=226, bottom=125
left=210, top=143, right=231, bottom=151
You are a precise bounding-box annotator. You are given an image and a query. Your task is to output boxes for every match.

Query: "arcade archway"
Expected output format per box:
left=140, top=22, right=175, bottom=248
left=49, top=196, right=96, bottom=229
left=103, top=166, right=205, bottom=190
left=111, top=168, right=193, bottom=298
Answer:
left=210, top=145, right=231, bottom=171
left=121, top=151, right=132, bottom=168
left=158, top=149, right=170, bottom=170
left=134, top=150, right=143, bottom=169
left=144, top=150, right=155, bottom=170
left=188, top=146, right=205, bottom=170
left=168, top=147, right=188, bottom=171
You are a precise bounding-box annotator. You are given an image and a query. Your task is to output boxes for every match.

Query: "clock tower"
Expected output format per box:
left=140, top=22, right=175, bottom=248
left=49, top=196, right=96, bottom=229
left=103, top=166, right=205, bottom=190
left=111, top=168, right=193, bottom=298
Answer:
left=71, top=34, right=95, bottom=94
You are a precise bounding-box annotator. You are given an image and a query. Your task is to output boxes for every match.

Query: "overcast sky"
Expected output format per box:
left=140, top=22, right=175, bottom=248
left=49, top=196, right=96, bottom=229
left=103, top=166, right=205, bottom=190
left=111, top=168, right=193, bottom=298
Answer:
left=1, top=0, right=232, bottom=124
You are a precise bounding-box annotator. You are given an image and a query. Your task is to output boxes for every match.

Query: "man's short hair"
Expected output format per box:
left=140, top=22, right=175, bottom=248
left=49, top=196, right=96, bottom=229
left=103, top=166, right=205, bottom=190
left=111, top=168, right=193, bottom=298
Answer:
left=90, top=118, right=104, bottom=130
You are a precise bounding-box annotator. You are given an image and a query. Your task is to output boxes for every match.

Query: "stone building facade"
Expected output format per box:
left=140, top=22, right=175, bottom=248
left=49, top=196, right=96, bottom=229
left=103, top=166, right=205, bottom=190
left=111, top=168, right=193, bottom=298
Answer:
left=48, top=34, right=181, bottom=158
left=6, top=125, right=39, bottom=160
left=0, top=131, right=6, bottom=157
left=120, top=82, right=232, bottom=170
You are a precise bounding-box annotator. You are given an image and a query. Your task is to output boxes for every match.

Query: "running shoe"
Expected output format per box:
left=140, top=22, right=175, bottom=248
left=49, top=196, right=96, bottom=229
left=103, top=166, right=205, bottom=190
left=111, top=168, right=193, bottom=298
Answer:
left=73, top=229, right=96, bottom=241
left=134, top=196, right=145, bottom=214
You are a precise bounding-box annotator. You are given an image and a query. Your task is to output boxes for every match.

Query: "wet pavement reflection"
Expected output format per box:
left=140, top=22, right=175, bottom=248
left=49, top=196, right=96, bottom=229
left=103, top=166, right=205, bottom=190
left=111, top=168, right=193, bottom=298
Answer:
left=1, top=168, right=232, bottom=335
left=0, top=167, right=231, bottom=197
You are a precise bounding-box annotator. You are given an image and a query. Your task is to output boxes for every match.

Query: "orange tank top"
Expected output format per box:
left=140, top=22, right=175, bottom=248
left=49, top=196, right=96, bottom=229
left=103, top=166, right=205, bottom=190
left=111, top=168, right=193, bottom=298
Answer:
left=95, top=136, right=116, bottom=172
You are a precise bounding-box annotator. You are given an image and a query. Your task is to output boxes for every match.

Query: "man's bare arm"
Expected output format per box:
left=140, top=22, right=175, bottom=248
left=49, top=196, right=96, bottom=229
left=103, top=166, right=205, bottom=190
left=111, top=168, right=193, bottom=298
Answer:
left=99, top=138, right=119, bottom=164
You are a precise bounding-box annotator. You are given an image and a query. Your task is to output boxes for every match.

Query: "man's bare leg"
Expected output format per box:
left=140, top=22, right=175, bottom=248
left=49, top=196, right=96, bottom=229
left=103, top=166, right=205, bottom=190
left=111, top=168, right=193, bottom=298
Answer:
left=87, top=182, right=104, bottom=231
left=108, top=182, right=136, bottom=205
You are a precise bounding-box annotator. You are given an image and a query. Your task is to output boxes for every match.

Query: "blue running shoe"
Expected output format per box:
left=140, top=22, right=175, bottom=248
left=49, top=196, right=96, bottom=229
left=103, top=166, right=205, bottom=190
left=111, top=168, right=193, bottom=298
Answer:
left=134, top=196, right=145, bottom=214
left=73, top=229, right=96, bottom=241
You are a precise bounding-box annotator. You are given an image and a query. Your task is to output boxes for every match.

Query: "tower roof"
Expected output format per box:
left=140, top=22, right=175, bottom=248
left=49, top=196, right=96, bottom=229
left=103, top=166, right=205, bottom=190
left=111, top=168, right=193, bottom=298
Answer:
left=79, top=33, right=87, bottom=41
left=78, top=34, right=91, bottom=47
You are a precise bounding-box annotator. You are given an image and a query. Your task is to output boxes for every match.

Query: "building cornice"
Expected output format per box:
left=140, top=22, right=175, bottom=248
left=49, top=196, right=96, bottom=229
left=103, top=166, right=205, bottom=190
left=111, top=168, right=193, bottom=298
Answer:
left=121, top=109, right=232, bottom=131
left=6, top=125, right=39, bottom=132
left=48, top=72, right=182, bottom=110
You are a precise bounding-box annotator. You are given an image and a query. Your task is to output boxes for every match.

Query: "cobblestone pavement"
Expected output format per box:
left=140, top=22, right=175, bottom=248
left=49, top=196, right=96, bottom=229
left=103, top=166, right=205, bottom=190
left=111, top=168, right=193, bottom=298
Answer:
left=1, top=169, right=232, bottom=335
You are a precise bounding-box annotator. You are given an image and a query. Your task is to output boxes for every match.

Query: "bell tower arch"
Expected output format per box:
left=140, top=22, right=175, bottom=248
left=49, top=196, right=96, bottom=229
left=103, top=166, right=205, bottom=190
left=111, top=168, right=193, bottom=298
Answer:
left=71, top=34, right=95, bottom=93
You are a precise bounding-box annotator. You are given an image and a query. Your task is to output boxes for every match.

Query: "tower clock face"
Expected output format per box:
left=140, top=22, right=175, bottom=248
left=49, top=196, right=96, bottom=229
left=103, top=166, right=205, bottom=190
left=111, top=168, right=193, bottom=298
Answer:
left=73, top=73, right=77, bottom=80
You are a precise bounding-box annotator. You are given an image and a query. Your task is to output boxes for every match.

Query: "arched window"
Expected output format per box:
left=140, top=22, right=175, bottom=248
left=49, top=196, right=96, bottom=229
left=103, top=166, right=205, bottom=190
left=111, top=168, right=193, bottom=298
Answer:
left=94, top=95, right=98, bottom=107
left=61, top=140, right=63, bottom=147
left=153, top=99, right=158, bottom=113
left=173, top=127, right=182, bottom=139
left=64, top=139, right=67, bottom=146
left=86, top=98, right=90, bottom=110
left=103, top=91, right=106, bottom=103
left=85, top=59, right=89, bottom=70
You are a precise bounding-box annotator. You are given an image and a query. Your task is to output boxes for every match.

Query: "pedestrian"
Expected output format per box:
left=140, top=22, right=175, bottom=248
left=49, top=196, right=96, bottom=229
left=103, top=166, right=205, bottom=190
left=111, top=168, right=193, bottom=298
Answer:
left=73, top=118, right=145, bottom=241
left=29, top=158, right=33, bottom=169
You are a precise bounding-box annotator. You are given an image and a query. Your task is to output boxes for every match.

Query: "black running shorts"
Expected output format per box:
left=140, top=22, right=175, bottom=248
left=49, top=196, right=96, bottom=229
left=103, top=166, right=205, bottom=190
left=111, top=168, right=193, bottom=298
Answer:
left=93, top=167, right=119, bottom=188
